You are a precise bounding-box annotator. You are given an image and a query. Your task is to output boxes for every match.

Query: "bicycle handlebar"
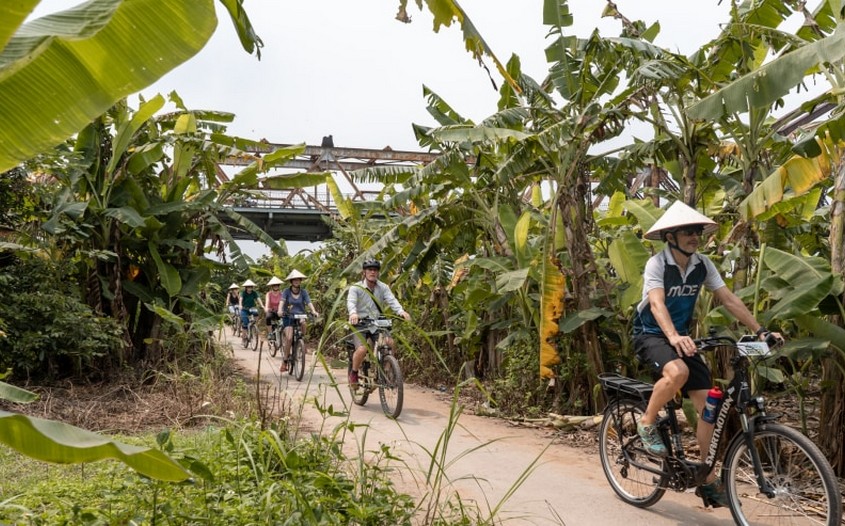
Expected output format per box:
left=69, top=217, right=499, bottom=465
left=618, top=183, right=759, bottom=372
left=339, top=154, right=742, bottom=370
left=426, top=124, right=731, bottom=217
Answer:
left=695, top=332, right=784, bottom=354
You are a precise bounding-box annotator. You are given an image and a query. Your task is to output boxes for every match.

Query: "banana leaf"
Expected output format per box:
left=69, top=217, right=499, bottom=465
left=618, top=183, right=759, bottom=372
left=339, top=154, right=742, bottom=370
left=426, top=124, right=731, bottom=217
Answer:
left=0, top=0, right=218, bottom=171
left=0, top=411, right=190, bottom=482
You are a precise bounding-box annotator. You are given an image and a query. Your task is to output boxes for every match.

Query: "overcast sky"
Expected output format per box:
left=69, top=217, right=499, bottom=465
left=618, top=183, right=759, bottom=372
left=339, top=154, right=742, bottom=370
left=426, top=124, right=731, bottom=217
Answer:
left=137, top=0, right=735, bottom=151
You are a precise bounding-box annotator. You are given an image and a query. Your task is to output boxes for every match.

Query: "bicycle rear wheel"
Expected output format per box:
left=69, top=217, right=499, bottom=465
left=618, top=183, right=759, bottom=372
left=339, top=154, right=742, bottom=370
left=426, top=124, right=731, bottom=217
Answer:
left=377, top=354, right=403, bottom=419
left=598, top=399, right=666, bottom=507
left=723, top=422, right=841, bottom=526
left=292, top=339, right=306, bottom=381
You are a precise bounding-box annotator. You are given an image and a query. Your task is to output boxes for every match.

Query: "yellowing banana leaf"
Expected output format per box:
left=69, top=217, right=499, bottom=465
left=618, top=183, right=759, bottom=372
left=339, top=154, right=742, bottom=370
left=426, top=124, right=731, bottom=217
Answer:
left=0, top=1, right=38, bottom=52
left=0, top=0, right=220, bottom=171
left=540, top=255, right=565, bottom=379
left=740, top=139, right=836, bottom=219
left=514, top=211, right=532, bottom=268
left=0, top=410, right=190, bottom=482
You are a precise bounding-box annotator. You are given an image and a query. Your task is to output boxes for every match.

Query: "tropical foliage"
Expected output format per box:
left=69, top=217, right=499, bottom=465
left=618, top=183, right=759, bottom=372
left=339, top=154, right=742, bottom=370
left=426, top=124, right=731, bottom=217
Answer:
left=5, top=0, right=845, bottom=497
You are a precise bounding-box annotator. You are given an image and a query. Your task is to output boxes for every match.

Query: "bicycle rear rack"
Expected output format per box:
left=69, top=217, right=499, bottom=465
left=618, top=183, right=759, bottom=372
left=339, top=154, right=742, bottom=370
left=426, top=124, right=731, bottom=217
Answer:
left=598, top=373, right=653, bottom=403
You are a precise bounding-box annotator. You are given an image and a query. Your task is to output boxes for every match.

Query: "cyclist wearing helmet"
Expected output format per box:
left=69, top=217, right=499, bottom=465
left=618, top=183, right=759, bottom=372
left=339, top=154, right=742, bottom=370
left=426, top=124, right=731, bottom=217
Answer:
left=634, top=201, right=782, bottom=507
left=347, top=259, right=410, bottom=388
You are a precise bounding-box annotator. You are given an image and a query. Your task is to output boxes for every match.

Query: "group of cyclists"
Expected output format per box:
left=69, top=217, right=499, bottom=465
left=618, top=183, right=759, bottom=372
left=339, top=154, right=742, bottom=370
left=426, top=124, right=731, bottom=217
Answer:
left=225, top=259, right=409, bottom=384
left=220, top=200, right=822, bottom=515
left=225, top=270, right=320, bottom=373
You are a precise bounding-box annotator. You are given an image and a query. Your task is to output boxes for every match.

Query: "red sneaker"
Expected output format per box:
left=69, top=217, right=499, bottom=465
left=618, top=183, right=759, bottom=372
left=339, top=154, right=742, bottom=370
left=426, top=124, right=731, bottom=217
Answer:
left=348, top=370, right=359, bottom=389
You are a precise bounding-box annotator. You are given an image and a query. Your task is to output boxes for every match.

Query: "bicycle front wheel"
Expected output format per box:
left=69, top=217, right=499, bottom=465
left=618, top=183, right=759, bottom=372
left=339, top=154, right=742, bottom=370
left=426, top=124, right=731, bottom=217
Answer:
left=268, top=330, right=279, bottom=357
left=250, top=325, right=259, bottom=352
left=723, top=422, right=841, bottom=526
left=292, top=339, right=306, bottom=381
left=377, top=354, right=403, bottom=419
left=598, top=399, right=666, bottom=508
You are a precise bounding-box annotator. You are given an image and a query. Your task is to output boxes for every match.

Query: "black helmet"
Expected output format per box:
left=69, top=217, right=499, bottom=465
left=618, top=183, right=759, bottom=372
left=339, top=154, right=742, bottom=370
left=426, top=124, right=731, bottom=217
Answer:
left=362, top=259, right=381, bottom=270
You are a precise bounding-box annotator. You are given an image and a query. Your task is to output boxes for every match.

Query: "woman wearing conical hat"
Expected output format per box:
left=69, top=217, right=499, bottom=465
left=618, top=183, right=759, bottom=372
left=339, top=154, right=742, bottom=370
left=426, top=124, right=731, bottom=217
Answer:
left=238, top=279, right=264, bottom=347
left=277, top=270, right=320, bottom=373
left=264, top=276, right=284, bottom=341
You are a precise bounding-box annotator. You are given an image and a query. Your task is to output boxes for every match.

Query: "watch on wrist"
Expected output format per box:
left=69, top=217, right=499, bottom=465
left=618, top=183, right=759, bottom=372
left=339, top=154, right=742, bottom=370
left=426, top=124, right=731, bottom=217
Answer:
left=755, top=326, right=768, bottom=337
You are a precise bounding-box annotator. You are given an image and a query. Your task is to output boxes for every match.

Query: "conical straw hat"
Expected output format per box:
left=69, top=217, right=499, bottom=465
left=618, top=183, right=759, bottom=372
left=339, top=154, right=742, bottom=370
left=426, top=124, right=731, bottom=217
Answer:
left=242, top=279, right=257, bottom=287
left=644, top=201, right=718, bottom=241
left=285, top=269, right=307, bottom=281
left=267, top=276, right=284, bottom=286
left=228, top=283, right=240, bottom=290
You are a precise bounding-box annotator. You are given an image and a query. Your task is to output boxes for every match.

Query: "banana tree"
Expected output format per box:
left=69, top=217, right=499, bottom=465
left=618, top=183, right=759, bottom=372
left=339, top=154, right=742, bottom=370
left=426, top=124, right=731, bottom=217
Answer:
left=39, top=96, right=298, bottom=366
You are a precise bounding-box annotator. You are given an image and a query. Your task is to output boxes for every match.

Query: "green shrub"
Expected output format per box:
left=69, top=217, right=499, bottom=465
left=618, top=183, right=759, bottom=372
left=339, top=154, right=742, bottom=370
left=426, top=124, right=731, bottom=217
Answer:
left=0, top=257, right=123, bottom=378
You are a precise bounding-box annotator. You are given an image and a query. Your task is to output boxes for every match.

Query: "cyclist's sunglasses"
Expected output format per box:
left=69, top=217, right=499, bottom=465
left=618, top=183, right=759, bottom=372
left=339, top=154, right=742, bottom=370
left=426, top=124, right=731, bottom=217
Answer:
left=674, top=225, right=704, bottom=236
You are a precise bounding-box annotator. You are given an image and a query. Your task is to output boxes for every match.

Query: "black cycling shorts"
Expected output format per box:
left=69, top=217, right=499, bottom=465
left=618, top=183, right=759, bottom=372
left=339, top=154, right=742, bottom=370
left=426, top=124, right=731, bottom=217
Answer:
left=634, top=334, right=711, bottom=396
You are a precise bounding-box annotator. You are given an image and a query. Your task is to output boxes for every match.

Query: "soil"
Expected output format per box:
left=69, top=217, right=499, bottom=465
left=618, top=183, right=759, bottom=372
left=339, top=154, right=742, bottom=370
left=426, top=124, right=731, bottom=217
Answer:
left=6, top=328, right=839, bottom=525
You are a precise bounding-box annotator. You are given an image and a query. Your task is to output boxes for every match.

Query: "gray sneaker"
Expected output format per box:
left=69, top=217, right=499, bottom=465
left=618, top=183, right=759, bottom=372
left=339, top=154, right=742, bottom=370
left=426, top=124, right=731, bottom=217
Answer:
left=637, top=422, right=668, bottom=457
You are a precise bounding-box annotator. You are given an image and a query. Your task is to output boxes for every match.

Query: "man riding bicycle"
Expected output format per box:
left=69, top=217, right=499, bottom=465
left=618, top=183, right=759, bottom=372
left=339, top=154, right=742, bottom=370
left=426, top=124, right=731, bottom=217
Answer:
left=346, top=259, right=410, bottom=389
left=633, top=201, right=782, bottom=507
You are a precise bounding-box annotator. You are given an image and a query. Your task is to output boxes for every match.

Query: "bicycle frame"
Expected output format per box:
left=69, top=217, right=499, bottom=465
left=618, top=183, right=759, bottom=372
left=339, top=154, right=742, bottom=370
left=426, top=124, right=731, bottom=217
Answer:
left=349, top=318, right=394, bottom=389
left=602, top=335, right=780, bottom=493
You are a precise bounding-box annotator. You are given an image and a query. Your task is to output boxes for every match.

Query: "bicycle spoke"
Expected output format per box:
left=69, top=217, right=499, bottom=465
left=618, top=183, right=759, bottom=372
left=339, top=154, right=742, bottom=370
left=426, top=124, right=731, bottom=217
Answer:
left=725, top=424, right=840, bottom=526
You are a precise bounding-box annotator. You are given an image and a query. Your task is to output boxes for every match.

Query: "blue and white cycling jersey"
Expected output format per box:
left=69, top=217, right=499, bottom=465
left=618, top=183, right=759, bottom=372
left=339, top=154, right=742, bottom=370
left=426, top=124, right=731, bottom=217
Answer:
left=633, top=247, right=725, bottom=336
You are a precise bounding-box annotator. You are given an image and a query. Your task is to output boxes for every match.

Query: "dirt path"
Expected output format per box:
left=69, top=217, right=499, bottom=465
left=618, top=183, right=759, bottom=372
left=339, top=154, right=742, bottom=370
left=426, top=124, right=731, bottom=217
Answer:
left=222, top=328, right=735, bottom=525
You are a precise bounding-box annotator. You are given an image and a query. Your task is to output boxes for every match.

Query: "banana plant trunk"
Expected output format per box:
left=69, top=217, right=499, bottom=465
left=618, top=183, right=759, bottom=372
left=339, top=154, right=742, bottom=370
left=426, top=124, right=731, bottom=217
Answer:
left=557, top=166, right=604, bottom=412
left=820, top=162, right=845, bottom=476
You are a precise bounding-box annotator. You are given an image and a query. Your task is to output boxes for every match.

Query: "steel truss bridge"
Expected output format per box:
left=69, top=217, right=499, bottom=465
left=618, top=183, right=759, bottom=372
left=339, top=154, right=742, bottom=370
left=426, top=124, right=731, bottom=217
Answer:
left=218, top=139, right=438, bottom=241
left=216, top=138, right=680, bottom=242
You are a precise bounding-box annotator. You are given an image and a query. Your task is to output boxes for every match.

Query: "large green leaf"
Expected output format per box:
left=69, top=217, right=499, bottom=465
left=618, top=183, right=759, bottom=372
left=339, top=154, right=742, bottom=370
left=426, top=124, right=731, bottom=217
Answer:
left=0, top=0, right=218, bottom=171
left=107, top=94, right=165, bottom=173
left=623, top=199, right=663, bottom=236
left=0, top=411, right=190, bottom=482
left=687, top=24, right=845, bottom=120
left=149, top=243, right=182, bottom=298
left=761, top=248, right=837, bottom=321
left=794, top=315, right=845, bottom=355
left=559, top=307, right=612, bottom=334
left=495, top=268, right=529, bottom=293
left=0, top=381, right=37, bottom=404
left=262, top=172, right=331, bottom=190
left=607, top=231, right=650, bottom=284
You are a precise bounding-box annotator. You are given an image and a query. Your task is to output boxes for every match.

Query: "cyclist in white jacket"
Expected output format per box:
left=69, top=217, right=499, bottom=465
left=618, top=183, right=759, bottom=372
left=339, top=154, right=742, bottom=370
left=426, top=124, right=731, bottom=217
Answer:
left=347, top=259, right=410, bottom=388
